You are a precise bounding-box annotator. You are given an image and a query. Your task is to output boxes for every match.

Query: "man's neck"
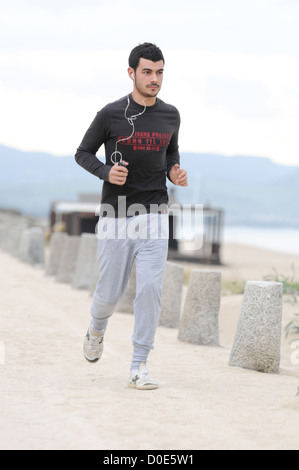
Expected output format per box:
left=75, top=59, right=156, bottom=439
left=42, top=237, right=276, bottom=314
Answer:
left=131, top=89, right=157, bottom=107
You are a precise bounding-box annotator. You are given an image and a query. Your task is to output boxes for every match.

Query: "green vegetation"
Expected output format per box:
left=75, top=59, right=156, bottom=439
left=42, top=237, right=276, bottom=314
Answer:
left=264, top=266, right=299, bottom=302
left=264, top=266, right=299, bottom=342
left=285, top=313, right=299, bottom=340
left=221, top=280, right=245, bottom=296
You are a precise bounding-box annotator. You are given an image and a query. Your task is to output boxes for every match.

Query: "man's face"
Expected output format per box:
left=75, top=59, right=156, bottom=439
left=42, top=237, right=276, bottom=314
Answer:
left=133, top=58, right=164, bottom=99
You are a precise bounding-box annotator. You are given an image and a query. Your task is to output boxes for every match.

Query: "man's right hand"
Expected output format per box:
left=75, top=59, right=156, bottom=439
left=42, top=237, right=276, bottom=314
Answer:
left=108, top=161, right=129, bottom=185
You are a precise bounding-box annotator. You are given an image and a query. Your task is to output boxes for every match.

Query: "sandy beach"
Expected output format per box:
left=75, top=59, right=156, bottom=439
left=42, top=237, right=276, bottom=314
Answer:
left=0, top=241, right=299, bottom=450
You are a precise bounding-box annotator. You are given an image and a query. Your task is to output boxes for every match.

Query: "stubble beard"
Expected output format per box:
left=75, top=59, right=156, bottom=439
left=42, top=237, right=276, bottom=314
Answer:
left=135, top=79, right=160, bottom=100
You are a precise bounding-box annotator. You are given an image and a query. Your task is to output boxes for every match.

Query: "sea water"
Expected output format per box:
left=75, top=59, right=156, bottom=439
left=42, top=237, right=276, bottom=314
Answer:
left=223, top=226, right=299, bottom=255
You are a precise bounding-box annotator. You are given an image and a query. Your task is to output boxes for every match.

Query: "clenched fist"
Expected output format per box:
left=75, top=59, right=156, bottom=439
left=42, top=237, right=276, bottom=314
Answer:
left=169, top=164, right=188, bottom=187
left=109, top=161, right=129, bottom=185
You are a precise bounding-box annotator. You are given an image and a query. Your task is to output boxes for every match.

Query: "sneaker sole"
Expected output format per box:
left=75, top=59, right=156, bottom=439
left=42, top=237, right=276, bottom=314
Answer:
left=84, top=354, right=102, bottom=362
left=83, top=346, right=103, bottom=363
left=128, top=382, right=158, bottom=390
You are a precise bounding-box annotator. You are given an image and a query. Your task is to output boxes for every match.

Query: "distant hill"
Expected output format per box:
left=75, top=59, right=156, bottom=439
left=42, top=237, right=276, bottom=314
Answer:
left=1, top=144, right=299, bottom=226
left=174, top=153, right=299, bottom=226
left=0, top=144, right=102, bottom=217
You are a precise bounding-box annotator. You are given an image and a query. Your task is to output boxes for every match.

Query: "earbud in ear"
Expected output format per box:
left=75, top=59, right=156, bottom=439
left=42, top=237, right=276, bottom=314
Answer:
left=132, top=74, right=135, bottom=81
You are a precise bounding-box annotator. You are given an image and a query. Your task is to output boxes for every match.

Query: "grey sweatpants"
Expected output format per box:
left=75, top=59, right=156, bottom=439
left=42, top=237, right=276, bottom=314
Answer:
left=90, top=214, right=169, bottom=370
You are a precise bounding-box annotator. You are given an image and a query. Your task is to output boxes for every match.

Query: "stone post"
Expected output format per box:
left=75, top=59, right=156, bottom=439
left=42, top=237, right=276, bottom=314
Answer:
left=229, top=281, right=283, bottom=373
left=18, top=227, right=45, bottom=266
left=46, top=232, right=68, bottom=276
left=6, top=223, right=28, bottom=255
left=159, top=261, right=184, bottom=328
left=178, top=269, right=221, bottom=346
left=56, top=235, right=80, bottom=283
left=72, top=233, right=97, bottom=290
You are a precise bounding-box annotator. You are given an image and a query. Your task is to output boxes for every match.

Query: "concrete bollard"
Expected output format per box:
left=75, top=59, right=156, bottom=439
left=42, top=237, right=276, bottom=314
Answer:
left=0, top=226, right=7, bottom=249
left=229, top=281, right=283, bottom=373
left=159, top=262, right=184, bottom=328
left=46, top=232, right=68, bottom=276
left=178, top=269, right=221, bottom=346
left=56, top=235, right=81, bottom=283
left=72, top=233, right=97, bottom=290
left=17, top=227, right=45, bottom=266
left=1, top=226, right=16, bottom=253
left=5, top=223, right=28, bottom=255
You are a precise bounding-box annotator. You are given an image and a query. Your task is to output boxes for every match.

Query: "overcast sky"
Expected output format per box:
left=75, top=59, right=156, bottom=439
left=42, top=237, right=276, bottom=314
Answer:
left=0, top=0, right=299, bottom=166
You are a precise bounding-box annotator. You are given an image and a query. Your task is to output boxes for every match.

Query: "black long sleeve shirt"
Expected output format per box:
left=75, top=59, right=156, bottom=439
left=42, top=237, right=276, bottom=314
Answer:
left=75, top=94, right=180, bottom=215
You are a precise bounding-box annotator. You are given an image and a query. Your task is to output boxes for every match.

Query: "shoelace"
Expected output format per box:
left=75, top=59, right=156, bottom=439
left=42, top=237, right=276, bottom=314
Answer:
left=139, top=368, right=149, bottom=379
left=133, top=368, right=151, bottom=383
left=89, top=332, right=103, bottom=351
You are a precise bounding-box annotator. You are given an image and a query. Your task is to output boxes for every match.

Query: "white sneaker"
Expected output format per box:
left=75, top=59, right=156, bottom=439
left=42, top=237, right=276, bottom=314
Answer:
left=128, top=362, right=158, bottom=390
left=83, top=327, right=104, bottom=362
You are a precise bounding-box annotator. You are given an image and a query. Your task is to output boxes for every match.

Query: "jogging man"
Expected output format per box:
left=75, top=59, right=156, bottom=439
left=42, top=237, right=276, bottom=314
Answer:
left=75, top=43, right=188, bottom=389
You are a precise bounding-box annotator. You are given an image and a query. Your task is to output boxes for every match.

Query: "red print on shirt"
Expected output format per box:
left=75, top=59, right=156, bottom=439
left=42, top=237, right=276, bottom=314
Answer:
left=118, top=132, right=171, bottom=152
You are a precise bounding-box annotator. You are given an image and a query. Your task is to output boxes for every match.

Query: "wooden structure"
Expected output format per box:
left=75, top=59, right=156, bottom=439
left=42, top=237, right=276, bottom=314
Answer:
left=50, top=193, right=224, bottom=264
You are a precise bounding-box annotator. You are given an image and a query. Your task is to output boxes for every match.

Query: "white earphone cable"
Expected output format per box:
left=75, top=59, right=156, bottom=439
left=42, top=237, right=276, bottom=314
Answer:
left=110, top=95, right=147, bottom=165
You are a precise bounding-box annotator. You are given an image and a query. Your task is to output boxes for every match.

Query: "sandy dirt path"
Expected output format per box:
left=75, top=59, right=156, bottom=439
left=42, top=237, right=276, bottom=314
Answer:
left=0, top=247, right=299, bottom=450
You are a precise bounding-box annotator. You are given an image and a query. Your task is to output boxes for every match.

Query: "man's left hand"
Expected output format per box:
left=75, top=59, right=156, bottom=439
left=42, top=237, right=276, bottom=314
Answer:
left=169, top=164, right=188, bottom=186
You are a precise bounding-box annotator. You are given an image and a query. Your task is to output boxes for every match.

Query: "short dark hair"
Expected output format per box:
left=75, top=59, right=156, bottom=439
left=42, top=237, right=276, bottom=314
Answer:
left=128, top=43, right=165, bottom=71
